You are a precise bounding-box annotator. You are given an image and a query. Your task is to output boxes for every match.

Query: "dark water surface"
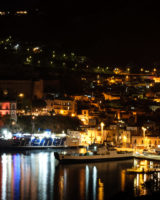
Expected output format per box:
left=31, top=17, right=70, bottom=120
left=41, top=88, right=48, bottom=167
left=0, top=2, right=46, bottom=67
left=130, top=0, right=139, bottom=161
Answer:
left=0, top=151, right=159, bottom=200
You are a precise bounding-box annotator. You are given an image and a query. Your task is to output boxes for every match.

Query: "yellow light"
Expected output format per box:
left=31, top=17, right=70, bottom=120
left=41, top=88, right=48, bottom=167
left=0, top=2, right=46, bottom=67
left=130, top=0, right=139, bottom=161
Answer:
left=60, top=110, right=64, bottom=114
left=71, top=113, right=75, bottom=117
left=123, top=135, right=127, bottom=143
left=16, top=11, right=27, bottom=15
left=100, top=122, right=104, bottom=128
left=18, top=93, right=24, bottom=98
left=127, top=68, right=130, bottom=72
left=33, top=47, right=39, bottom=52
left=100, top=122, right=105, bottom=143
left=0, top=12, right=5, bottom=16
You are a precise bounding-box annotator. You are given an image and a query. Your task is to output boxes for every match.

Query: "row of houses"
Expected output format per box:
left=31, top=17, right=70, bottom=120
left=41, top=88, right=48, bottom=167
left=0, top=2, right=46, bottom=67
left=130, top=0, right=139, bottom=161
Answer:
left=67, top=128, right=160, bottom=149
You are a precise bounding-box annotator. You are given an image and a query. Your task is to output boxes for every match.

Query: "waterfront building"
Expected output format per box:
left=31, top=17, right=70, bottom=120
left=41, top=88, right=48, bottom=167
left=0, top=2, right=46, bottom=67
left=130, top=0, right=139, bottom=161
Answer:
left=131, top=136, right=160, bottom=149
left=0, top=101, right=17, bottom=121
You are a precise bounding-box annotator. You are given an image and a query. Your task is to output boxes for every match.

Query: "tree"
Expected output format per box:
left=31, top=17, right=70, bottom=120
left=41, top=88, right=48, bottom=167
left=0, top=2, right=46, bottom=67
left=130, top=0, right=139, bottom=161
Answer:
left=32, top=98, right=46, bottom=110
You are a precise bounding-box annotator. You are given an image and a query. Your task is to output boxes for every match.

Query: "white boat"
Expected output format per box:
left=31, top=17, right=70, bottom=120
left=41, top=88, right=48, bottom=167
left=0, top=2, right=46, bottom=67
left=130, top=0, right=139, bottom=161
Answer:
left=54, top=146, right=133, bottom=163
left=0, top=138, right=85, bottom=151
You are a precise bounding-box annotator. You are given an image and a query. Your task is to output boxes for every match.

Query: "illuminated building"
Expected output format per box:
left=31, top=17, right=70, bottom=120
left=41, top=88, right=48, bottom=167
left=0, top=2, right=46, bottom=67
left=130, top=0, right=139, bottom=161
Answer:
left=131, top=136, right=160, bottom=148
left=45, top=98, right=76, bottom=115
left=0, top=101, right=17, bottom=121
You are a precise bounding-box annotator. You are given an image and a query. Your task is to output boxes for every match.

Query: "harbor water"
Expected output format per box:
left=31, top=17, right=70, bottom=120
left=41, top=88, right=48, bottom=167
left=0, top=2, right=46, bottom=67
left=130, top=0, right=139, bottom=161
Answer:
left=0, top=150, right=159, bottom=200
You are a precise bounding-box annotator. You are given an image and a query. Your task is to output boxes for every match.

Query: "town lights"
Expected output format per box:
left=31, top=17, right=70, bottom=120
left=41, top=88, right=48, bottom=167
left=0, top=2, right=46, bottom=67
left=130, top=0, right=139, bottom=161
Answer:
left=123, top=135, right=127, bottom=143
left=18, top=93, right=24, bottom=98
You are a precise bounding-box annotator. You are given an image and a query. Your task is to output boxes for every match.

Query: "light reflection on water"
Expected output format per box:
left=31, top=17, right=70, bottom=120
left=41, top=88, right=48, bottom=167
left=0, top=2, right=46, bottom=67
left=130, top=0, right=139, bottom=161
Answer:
left=0, top=151, right=57, bottom=200
left=0, top=151, right=160, bottom=200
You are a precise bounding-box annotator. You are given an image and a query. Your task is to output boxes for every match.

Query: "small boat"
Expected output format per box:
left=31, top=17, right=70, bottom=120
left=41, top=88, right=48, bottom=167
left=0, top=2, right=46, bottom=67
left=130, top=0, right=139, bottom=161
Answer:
left=143, top=149, right=158, bottom=156
left=54, top=146, right=133, bottom=163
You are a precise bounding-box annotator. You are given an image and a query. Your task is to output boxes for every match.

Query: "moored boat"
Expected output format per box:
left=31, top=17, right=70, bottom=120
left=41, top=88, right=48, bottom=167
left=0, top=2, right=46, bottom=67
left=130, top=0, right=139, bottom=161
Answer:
left=54, top=146, right=133, bottom=163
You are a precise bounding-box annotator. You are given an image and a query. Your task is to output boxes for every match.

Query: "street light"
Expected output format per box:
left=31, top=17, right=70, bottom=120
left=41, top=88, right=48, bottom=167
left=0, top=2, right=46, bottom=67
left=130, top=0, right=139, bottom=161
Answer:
left=142, top=127, right=147, bottom=138
left=142, top=126, right=147, bottom=147
left=32, top=116, right=35, bottom=134
left=100, top=122, right=105, bottom=144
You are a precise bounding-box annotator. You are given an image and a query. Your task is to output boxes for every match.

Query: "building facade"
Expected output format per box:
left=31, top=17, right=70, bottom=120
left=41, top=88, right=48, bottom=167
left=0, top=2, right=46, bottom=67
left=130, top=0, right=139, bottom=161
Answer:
left=0, top=101, right=17, bottom=121
left=45, top=98, right=76, bottom=115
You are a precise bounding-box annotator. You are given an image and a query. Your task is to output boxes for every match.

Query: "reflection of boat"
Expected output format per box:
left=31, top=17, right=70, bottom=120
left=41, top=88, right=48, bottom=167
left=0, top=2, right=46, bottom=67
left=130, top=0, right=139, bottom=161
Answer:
left=54, top=146, right=133, bottom=163
left=126, top=167, right=160, bottom=174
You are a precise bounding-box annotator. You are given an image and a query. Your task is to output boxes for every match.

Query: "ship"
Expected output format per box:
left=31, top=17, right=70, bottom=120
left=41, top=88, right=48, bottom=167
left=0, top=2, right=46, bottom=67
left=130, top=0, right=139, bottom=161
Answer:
left=54, top=145, right=133, bottom=163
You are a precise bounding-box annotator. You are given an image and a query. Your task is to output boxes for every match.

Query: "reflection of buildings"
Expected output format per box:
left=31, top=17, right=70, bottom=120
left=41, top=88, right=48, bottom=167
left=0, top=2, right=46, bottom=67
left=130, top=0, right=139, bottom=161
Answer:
left=133, top=159, right=157, bottom=196
left=0, top=152, right=56, bottom=200
left=57, top=164, right=102, bottom=200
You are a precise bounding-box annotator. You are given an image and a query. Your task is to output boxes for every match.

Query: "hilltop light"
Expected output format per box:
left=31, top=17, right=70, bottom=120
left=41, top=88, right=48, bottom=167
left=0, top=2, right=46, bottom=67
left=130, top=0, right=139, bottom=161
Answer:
left=0, top=11, right=5, bottom=16
left=16, top=11, right=27, bottom=15
left=13, top=44, right=20, bottom=51
left=127, top=68, right=130, bottom=72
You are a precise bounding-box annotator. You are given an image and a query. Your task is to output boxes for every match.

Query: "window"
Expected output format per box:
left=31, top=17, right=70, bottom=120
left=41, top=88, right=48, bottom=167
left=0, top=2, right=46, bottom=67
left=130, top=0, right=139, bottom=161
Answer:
left=11, top=104, right=16, bottom=110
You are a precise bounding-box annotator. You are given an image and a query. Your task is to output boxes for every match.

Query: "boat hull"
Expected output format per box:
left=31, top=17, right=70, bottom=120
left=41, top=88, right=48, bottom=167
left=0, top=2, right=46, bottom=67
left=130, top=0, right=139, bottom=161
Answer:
left=54, top=152, right=134, bottom=163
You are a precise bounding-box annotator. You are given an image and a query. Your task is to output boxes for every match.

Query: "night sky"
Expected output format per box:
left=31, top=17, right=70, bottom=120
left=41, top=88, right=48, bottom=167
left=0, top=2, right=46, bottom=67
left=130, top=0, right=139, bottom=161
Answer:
left=1, top=0, right=160, bottom=66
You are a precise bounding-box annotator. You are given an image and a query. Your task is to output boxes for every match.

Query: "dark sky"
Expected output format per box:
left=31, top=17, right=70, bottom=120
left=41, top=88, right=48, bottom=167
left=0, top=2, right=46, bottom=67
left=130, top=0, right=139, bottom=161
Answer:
left=1, top=0, right=160, bottom=66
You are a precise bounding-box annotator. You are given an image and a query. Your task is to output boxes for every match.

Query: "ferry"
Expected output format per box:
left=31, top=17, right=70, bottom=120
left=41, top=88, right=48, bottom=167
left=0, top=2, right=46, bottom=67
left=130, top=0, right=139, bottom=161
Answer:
left=54, top=146, right=133, bottom=163
left=0, top=132, right=85, bottom=151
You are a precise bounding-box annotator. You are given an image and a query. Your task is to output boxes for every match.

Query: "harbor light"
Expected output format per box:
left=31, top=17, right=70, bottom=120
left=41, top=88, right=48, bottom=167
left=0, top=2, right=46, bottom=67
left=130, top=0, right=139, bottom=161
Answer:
left=43, top=130, right=51, bottom=138
left=2, top=129, right=12, bottom=140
